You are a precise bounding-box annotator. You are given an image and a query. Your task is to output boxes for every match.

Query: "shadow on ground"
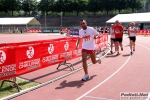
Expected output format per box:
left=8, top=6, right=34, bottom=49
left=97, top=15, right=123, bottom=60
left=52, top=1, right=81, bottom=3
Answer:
left=55, top=75, right=97, bottom=89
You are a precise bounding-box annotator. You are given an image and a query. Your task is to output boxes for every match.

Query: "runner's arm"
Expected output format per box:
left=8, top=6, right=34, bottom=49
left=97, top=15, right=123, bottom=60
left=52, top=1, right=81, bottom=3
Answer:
left=93, top=28, right=100, bottom=39
left=94, top=34, right=100, bottom=39
left=127, top=27, right=130, bottom=35
left=76, top=38, right=81, bottom=50
left=134, top=27, right=138, bottom=34
left=121, top=26, right=124, bottom=33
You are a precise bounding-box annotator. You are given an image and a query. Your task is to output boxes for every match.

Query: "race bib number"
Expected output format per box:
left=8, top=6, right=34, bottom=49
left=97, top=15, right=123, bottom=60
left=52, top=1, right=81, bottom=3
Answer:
left=83, top=35, right=92, bottom=43
left=115, top=29, right=120, bottom=34
left=130, top=30, right=135, bottom=34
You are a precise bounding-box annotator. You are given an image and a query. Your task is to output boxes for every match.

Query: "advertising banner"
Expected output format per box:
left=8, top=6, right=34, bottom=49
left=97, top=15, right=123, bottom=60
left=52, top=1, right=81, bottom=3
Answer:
left=15, top=41, right=42, bottom=75
left=41, top=38, right=66, bottom=67
left=0, top=34, right=108, bottom=80
left=0, top=44, right=16, bottom=80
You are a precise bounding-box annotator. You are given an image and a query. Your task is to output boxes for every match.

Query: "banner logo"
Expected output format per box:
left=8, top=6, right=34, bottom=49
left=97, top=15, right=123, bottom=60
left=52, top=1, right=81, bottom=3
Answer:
left=26, top=46, right=34, bottom=59
left=0, top=50, right=6, bottom=64
left=48, top=44, right=54, bottom=54
left=64, top=42, right=69, bottom=51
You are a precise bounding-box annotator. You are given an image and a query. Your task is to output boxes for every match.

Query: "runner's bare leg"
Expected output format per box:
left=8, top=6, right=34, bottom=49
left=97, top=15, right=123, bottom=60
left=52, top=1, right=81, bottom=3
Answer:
left=130, top=40, right=133, bottom=52
left=115, top=41, right=119, bottom=53
left=82, top=52, right=88, bottom=74
left=119, top=42, right=123, bottom=50
left=111, top=40, right=113, bottom=52
left=90, top=52, right=99, bottom=64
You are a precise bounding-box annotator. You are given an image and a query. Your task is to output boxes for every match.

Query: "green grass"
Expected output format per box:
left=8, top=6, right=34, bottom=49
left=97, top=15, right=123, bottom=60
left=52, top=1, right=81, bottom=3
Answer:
left=0, top=77, right=39, bottom=99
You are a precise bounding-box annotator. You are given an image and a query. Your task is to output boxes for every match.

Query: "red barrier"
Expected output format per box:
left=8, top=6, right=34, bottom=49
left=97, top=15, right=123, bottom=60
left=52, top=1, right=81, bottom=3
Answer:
left=0, top=43, right=17, bottom=80
left=95, top=34, right=108, bottom=50
left=15, top=41, right=42, bottom=75
left=27, top=29, right=42, bottom=33
left=137, top=30, right=150, bottom=35
left=145, top=30, right=150, bottom=35
left=38, top=30, right=42, bottom=33
left=0, top=34, right=108, bottom=80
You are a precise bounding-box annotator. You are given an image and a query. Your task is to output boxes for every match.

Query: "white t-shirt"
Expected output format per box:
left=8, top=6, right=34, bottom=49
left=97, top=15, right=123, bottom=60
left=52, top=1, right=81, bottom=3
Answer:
left=79, top=26, right=98, bottom=50
left=110, top=28, right=115, bottom=38
left=129, top=27, right=136, bottom=37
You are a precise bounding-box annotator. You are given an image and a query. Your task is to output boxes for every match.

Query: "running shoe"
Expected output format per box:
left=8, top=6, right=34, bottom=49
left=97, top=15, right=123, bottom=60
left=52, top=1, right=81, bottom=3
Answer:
left=81, top=75, right=90, bottom=81
left=110, top=51, right=113, bottom=54
left=116, top=52, right=120, bottom=56
left=133, top=47, right=135, bottom=51
left=96, top=55, right=101, bottom=64
left=130, top=52, right=133, bottom=55
left=99, top=58, right=101, bottom=64
left=121, top=47, right=123, bottom=51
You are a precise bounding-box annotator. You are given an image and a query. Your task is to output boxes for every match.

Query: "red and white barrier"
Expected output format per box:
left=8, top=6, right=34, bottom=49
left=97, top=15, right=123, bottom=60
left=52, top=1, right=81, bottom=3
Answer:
left=137, top=30, right=150, bottom=35
left=27, top=29, right=42, bottom=33
left=0, top=34, right=108, bottom=80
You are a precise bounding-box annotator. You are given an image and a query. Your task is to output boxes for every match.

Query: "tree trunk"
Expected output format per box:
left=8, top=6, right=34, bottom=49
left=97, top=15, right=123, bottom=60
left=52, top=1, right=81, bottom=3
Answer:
left=12, top=10, right=13, bottom=16
left=118, top=9, right=121, bottom=13
left=132, top=8, right=134, bottom=13
left=106, top=10, right=109, bottom=15
left=63, top=12, right=65, bottom=16
left=76, top=11, right=79, bottom=16
left=93, top=12, right=96, bottom=16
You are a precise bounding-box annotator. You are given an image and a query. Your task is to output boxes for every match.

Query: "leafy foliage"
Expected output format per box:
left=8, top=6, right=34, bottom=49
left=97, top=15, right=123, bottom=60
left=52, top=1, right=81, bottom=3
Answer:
left=0, top=0, right=146, bottom=16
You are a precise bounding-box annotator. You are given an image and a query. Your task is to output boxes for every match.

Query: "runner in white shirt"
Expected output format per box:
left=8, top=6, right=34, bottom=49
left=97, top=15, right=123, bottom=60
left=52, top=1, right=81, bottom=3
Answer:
left=128, top=22, right=137, bottom=55
left=109, top=24, right=116, bottom=54
left=76, top=19, right=101, bottom=81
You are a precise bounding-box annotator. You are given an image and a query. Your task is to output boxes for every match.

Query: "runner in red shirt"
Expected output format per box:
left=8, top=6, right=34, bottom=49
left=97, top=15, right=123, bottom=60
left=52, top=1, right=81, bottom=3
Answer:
left=113, top=20, right=124, bottom=55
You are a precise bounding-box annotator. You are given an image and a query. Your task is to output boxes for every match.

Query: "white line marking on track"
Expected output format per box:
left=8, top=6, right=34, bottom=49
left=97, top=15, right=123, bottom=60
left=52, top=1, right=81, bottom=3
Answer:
left=76, top=45, right=131, bottom=100
left=138, top=41, right=150, bottom=45
left=135, top=42, right=150, bottom=100
left=136, top=43, right=150, bottom=50
left=84, top=96, right=114, bottom=100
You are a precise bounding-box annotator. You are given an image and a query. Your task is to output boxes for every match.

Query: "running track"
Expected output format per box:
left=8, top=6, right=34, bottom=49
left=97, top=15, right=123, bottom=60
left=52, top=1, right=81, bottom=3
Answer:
left=1, top=34, right=150, bottom=100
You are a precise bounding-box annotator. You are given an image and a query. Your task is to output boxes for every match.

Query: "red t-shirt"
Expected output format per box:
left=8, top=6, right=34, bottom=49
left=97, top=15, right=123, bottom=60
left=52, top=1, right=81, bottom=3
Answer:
left=113, top=25, right=123, bottom=38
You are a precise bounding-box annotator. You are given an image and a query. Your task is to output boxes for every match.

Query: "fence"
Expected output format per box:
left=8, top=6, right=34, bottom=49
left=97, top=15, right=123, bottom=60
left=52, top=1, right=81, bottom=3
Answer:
left=137, top=30, right=150, bottom=35
left=0, top=34, right=108, bottom=92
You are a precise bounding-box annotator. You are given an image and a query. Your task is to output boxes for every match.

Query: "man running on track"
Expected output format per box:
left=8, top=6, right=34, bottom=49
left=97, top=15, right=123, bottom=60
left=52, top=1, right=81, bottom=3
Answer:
left=113, top=20, right=124, bottom=55
left=76, top=19, right=101, bottom=81
left=128, top=22, right=137, bottom=55
left=109, top=24, right=116, bottom=54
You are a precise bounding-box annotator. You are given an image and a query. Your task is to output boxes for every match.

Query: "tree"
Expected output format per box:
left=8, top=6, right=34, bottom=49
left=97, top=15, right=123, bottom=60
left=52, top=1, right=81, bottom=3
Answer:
left=54, top=0, right=73, bottom=16
left=21, top=0, right=38, bottom=15
left=0, top=0, right=4, bottom=12
left=100, top=0, right=113, bottom=15
left=38, top=0, right=55, bottom=15
left=127, top=0, right=144, bottom=13
left=72, top=0, right=88, bottom=16
left=87, top=0, right=102, bottom=15
left=145, top=0, right=150, bottom=11
left=2, top=0, right=21, bottom=16
left=113, top=0, right=127, bottom=13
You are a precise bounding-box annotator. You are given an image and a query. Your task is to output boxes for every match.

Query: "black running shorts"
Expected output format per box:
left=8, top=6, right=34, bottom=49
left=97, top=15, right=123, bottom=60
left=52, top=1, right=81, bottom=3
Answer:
left=129, top=36, right=136, bottom=42
left=115, top=38, right=122, bottom=43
